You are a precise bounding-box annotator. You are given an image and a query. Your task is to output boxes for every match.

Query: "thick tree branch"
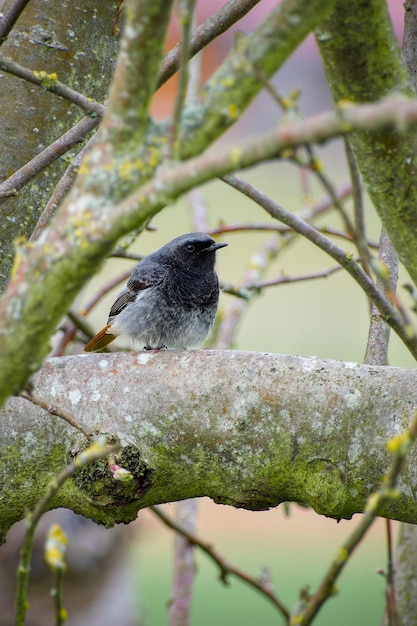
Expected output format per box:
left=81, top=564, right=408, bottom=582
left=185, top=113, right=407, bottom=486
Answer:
left=316, top=0, right=417, bottom=287
left=2, top=351, right=417, bottom=540
left=100, top=0, right=173, bottom=149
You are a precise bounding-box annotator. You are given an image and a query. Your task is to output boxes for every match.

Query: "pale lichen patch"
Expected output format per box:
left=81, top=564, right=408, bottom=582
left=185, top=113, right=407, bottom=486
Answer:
left=91, top=389, right=101, bottom=402
left=68, top=389, right=82, bottom=405
left=344, top=389, right=361, bottom=409
left=137, top=353, right=152, bottom=365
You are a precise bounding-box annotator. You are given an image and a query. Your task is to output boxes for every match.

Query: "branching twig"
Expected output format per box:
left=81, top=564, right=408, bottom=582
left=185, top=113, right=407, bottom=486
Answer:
left=254, top=70, right=357, bottom=245
left=221, top=174, right=417, bottom=359
left=150, top=505, right=290, bottom=621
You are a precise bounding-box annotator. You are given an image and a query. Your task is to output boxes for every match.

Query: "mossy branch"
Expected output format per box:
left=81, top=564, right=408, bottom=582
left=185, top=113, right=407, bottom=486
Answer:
left=316, top=0, right=417, bottom=286
left=2, top=351, right=417, bottom=540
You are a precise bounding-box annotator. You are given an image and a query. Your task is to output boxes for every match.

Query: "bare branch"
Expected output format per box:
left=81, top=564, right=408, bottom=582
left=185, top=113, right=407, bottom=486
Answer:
left=0, top=0, right=31, bottom=43
left=151, top=505, right=290, bottom=621
left=166, top=0, right=197, bottom=161
left=0, top=54, right=105, bottom=114
left=364, top=230, right=399, bottom=365
left=0, top=115, right=100, bottom=200
left=157, top=0, right=262, bottom=88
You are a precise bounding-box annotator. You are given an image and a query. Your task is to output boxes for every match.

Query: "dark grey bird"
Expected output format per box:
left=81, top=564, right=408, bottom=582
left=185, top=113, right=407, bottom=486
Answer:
left=84, top=232, right=227, bottom=352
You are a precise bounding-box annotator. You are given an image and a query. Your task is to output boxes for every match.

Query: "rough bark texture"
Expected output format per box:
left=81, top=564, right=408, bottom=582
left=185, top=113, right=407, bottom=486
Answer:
left=0, top=0, right=120, bottom=291
left=316, top=0, right=417, bottom=285
left=1, top=351, right=417, bottom=541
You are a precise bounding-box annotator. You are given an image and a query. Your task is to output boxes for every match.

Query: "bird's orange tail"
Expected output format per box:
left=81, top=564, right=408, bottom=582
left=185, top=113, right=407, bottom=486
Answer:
left=84, top=324, right=116, bottom=352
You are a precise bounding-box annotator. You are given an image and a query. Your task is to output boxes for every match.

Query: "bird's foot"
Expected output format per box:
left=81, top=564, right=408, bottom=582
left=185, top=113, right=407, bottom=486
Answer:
left=143, top=345, right=168, bottom=351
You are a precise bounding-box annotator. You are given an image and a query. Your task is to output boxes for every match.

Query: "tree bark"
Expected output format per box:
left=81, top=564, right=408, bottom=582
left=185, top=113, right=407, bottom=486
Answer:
left=316, top=0, right=417, bottom=285
left=2, top=350, right=417, bottom=542
left=0, top=0, right=119, bottom=291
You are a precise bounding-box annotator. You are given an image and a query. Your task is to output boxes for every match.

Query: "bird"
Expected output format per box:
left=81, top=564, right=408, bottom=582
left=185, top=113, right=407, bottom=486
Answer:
left=84, top=232, right=228, bottom=352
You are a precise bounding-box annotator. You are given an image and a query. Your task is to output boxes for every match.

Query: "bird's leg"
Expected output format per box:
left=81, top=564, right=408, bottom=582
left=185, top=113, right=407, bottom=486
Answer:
left=143, top=345, right=168, bottom=351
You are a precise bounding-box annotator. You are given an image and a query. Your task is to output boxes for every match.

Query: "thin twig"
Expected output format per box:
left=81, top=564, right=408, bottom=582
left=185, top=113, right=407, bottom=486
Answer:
left=30, top=134, right=99, bottom=241
left=364, top=229, right=399, bottom=365
left=82, top=268, right=133, bottom=315
left=0, top=115, right=100, bottom=201
left=150, top=505, right=290, bottom=621
left=18, top=390, right=94, bottom=439
left=302, top=146, right=356, bottom=240
left=248, top=265, right=343, bottom=290
left=221, top=266, right=343, bottom=298
left=14, top=439, right=119, bottom=626
left=54, top=569, right=66, bottom=626
left=208, top=222, right=378, bottom=247
left=385, top=518, right=400, bottom=626
left=344, top=138, right=371, bottom=277
left=157, top=0, right=262, bottom=89
left=0, top=54, right=105, bottom=114
left=166, top=0, right=197, bottom=161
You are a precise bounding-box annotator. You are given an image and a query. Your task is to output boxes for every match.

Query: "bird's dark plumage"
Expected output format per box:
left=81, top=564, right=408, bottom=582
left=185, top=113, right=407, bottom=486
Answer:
left=84, top=232, right=227, bottom=352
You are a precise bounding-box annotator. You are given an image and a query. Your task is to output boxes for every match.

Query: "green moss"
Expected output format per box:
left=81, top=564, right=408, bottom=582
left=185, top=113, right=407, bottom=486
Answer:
left=0, top=439, right=67, bottom=542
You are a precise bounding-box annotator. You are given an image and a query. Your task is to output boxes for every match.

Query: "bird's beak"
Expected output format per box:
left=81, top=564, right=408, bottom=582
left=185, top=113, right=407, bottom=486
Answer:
left=204, top=242, right=228, bottom=253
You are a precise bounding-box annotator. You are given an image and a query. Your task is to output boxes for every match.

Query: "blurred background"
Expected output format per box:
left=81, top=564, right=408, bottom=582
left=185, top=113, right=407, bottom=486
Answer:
left=80, top=1, right=409, bottom=625
left=2, top=1, right=410, bottom=624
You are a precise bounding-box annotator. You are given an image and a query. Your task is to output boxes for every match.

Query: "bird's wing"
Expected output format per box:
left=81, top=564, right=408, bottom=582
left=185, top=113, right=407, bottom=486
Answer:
left=108, top=260, right=166, bottom=320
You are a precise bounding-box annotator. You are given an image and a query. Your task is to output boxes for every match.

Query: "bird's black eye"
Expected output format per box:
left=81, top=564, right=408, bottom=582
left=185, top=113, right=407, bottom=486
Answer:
left=186, top=244, right=195, bottom=252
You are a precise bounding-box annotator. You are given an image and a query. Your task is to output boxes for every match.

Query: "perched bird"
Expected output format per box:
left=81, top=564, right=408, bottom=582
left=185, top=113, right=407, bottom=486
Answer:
left=84, top=232, right=227, bottom=352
